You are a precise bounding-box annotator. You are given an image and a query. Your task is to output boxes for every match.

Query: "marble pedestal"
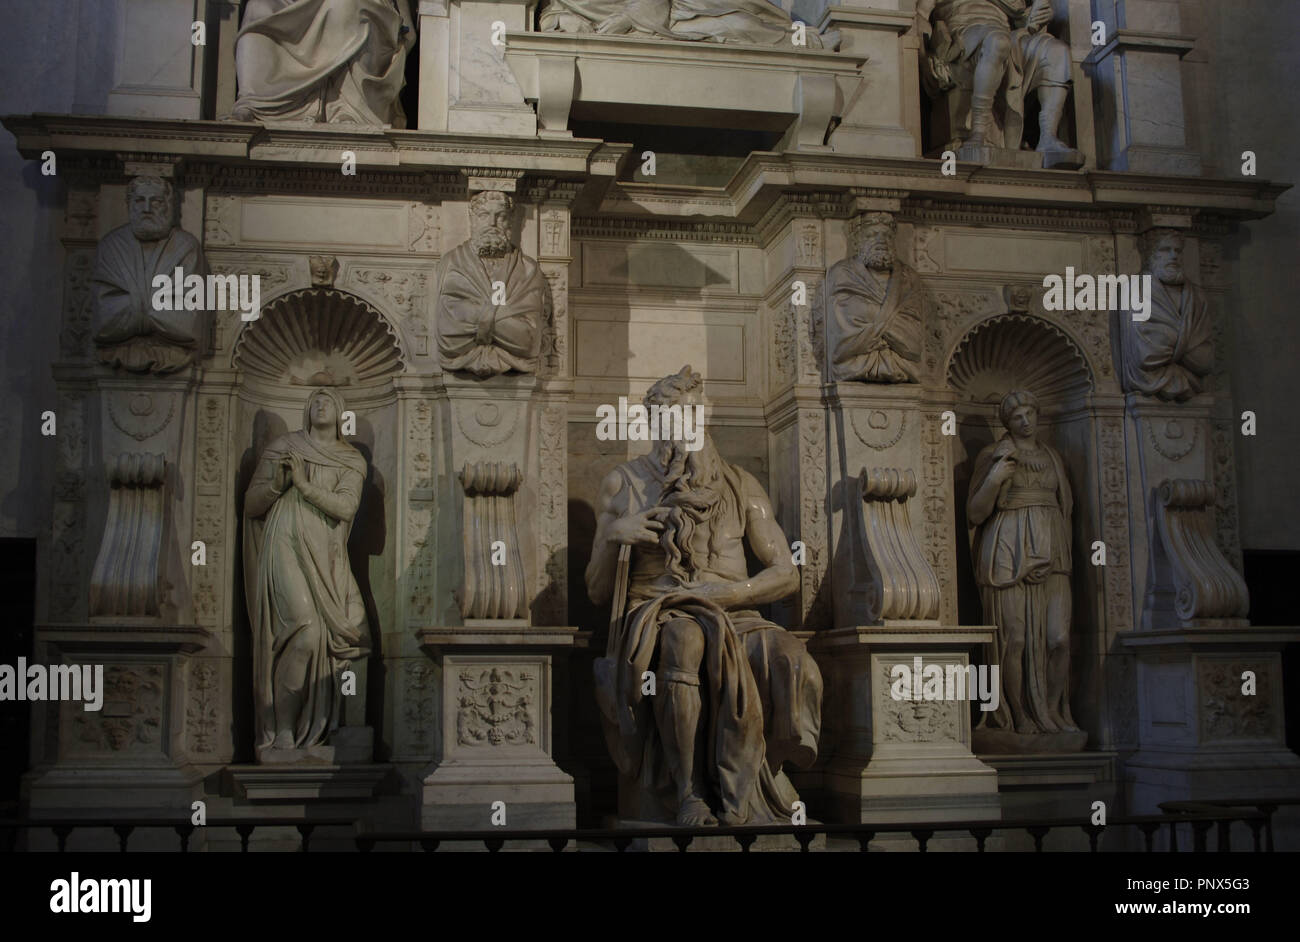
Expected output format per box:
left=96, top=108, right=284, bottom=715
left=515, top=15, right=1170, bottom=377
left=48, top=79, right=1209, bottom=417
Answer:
left=22, top=623, right=210, bottom=846
left=1119, top=626, right=1300, bottom=819
left=979, top=752, right=1119, bottom=851
left=417, top=625, right=585, bottom=830
left=810, top=624, right=1002, bottom=830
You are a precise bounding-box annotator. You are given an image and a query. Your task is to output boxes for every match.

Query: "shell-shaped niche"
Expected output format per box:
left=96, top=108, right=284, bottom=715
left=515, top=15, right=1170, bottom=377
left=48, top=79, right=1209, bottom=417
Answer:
left=233, top=288, right=404, bottom=387
left=947, top=314, right=1092, bottom=406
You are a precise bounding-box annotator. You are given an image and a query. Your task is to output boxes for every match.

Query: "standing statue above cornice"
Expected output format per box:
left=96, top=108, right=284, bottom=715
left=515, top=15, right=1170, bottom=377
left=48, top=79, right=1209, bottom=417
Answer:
left=918, top=0, right=1083, bottom=169
left=231, top=0, right=417, bottom=126
left=539, top=0, right=831, bottom=48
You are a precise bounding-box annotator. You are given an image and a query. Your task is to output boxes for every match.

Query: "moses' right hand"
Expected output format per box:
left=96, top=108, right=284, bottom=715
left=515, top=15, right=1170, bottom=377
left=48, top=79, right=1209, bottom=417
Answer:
left=606, top=509, right=665, bottom=547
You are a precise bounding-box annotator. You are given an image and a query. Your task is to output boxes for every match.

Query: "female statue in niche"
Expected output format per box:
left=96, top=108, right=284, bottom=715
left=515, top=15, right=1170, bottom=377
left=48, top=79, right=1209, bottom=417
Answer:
left=967, top=390, right=1078, bottom=737
left=243, top=387, right=370, bottom=759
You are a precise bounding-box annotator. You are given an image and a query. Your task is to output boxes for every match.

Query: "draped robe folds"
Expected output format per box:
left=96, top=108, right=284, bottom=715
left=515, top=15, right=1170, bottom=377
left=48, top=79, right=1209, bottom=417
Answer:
left=593, top=455, right=822, bottom=823
left=1119, top=278, right=1214, bottom=402
left=234, top=0, right=415, bottom=126
left=929, top=0, right=1069, bottom=148
left=435, top=242, right=544, bottom=377
left=243, top=396, right=369, bottom=754
left=539, top=0, right=812, bottom=46
left=91, top=225, right=206, bottom=374
left=968, top=436, right=1075, bottom=732
left=825, top=259, right=923, bottom=383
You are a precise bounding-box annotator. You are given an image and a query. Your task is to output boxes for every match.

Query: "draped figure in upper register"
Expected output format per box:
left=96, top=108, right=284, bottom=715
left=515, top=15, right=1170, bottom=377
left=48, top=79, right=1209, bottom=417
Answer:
left=232, top=0, right=417, bottom=126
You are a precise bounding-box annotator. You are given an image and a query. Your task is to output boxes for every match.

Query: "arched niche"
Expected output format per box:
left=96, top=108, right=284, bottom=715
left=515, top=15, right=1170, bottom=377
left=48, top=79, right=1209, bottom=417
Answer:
left=945, top=312, right=1107, bottom=741
left=946, top=313, right=1094, bottom=410
left=228, top=287, right=405, bottom=761
left=233, top=288, right=406, bottom=399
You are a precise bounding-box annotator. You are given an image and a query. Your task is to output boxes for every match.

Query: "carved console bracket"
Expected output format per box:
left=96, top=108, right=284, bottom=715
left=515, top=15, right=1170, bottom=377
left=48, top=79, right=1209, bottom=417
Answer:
left=858, top=468, right=941, bottom=623
left=1146, top=479, right=1249, bottom=629
left=89, top=452, right=169, bottom=619
left=457, top=461, right=528, bottom=622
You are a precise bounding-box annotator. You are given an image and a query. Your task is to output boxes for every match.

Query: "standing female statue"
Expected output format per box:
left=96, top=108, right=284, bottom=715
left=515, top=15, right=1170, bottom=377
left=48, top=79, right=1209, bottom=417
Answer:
left=243, top=388, right=370, bottom=759
left=967, top=390, right=1078, bottom=737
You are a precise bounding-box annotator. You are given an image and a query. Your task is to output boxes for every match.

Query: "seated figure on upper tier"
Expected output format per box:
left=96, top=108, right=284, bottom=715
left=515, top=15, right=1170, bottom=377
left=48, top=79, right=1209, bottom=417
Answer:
left=232, top=0, right=417, bottom=126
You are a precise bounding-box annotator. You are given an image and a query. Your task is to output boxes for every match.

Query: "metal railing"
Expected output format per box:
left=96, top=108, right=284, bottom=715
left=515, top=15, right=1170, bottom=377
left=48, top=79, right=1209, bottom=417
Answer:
left=0, top=806, right=1272, bottom=852
left=1160, top=797, right=1300, bottom=853
left=0, top=817, right=356, bottom=853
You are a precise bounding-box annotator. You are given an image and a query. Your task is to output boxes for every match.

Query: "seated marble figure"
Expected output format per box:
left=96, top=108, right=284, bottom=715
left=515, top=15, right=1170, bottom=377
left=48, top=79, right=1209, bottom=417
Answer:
left=540, top=0, right=828, bottom=47
left=587, top=366, right=823, bottom=826
left=232, top=0, right=417, bottom=126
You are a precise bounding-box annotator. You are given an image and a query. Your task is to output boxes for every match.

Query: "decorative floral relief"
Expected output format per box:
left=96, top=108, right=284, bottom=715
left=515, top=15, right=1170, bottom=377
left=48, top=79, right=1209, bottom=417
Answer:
left=1199, top=660, right=1274, bottom=741
left=457, top=667, right=537, bottom=746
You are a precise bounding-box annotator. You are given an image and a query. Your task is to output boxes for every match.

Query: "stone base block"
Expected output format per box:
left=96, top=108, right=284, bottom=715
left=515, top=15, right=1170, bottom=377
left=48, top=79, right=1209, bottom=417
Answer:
left=826, top=758, right=1002, bottom=825
left=422, top=760, right=575, bottom=830
left=972, top=728, right=1088, bottom=754
left=954, top=142, right=1042, bottom=169
left=24, top=765, right=206, bottom=816
left=226, top=764, right=390, bottom=801
left=256, top=726, right=374, bottom=765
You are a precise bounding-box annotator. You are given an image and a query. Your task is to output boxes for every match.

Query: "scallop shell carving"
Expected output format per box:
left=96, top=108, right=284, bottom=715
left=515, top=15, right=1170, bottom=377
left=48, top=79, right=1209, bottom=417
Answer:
left=233, top=288, right=404, bottom=385
left=947, top=314, right=1092, bottom=405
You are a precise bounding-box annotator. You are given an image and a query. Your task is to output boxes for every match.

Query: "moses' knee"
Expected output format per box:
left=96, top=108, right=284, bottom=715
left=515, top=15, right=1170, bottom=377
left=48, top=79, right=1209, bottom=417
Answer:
left=658, top=618, right=705, bottom=675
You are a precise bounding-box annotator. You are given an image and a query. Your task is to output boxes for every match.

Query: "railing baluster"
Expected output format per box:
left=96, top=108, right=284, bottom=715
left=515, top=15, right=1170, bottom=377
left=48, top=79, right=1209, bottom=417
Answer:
left=1027, top=825, right=1049, bottom=852
left=735, top=833, right=756, bottom=853
left=297, top=823, right=315, bottom=853
left=969, top=827, right=991, bottom=852
left=175, top=823, right=194, bottom=852
left=236, top=823, right=256, bottom=853
left=53, top=825, right=73, bottom=853
left=420, top=838, right=440, bottom=853
left=855, top=831, right=874, bottom=852
left=1082, top=824, right=1103, bottom=852
left=912, top=829, right=933, bottom=852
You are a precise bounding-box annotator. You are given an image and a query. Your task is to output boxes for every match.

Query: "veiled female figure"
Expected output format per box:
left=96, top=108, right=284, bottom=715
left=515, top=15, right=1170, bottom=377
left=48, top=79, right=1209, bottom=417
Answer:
left=243, top=388, right=369, bottom=757
left=967, top=390, right=1078, bottom=734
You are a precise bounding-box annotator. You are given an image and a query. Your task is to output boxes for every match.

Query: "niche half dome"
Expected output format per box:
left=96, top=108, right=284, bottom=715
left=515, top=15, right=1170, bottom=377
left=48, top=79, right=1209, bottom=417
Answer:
left=233, top=288, right=405, bottom=387
left=946, top=313, right=1092, bottom=407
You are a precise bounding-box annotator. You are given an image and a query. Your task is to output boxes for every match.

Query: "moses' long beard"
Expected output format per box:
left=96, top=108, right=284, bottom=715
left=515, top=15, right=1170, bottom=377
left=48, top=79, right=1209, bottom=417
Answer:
left=657, top=438, right=727, bottom=584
